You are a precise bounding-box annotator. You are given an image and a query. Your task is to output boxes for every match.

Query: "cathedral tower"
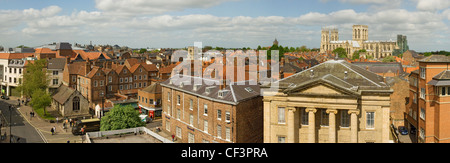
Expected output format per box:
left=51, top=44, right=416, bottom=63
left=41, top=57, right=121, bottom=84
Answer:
left=352, top=25, right=368, bottom=42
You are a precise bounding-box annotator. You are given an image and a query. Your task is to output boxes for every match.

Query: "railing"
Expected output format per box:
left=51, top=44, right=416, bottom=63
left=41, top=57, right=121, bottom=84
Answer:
left=85, top=127, right=173, bottom=143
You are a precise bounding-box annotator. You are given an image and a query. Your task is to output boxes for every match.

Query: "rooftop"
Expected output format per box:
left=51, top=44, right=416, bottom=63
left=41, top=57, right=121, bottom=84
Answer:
left=272, top=60, right=392, bottom=93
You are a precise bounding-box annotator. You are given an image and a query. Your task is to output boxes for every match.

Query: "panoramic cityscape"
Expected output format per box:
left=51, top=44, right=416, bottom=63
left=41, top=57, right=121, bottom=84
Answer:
left=0, top=0, right=450, bottom=150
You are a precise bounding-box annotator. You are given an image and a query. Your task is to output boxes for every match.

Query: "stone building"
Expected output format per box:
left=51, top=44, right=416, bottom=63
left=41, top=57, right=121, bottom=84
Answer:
left=161, top=75, right=263, bottom=143
left=320, top=25, right=399, bottom=59
left=262, top=60, right=393, bottom=143
left=51, top=84, right=90, bottom=118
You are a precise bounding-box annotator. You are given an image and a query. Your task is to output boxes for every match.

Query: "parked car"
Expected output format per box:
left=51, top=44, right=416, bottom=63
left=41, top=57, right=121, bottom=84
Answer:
left=398, top=126, right=408, bottom=135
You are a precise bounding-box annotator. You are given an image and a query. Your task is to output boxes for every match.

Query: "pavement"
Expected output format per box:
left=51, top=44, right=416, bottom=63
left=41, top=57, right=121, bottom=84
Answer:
left=1, top=96, right=175, bottom=143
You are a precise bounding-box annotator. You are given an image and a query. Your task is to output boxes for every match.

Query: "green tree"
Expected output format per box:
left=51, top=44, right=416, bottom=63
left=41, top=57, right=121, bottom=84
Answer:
left=352, top=49, right=367, bottom=60
left=18, top=59, right=49, bottom=98
left=382, top=56, right=396, bottom=62
left=333, top=47, right=348, bottom=58
left=30, top=89, right=51, bottom=116
left=100, top=105, right=145, bottom=131
left=138, top=48, right=147, bottom=54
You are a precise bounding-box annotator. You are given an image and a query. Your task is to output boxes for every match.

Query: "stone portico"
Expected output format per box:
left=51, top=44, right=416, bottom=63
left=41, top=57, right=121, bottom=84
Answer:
left=263, top=60, right=393, bottom=143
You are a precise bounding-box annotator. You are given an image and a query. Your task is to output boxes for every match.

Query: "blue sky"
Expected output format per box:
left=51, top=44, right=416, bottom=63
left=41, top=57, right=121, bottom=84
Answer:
left=0, top=0, right=449, bottom=52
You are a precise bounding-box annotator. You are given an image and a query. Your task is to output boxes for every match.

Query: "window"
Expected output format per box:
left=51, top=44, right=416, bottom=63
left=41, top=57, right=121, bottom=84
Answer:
left=129, top=77, right=132, bottom=82
left=225, top=127, right=230, bottom=141
left=420, top=128, right=425, bottom=139
left=278, top=107, right=285, bottom=124
left=225, top=111, right=231, bottom=123
left=72, top=76, right=76, bottom=82
left=108, top=76, right=112, bottom=83
left=120, top=78, right=123, bottom=83
left=176, top=126, right=182, bottom=138
left=119, top=85, right=123, bottom=90
left=420, top=88, right=426, bottom=99
left=177, top=95, right=181, bottom=105
left=188, top=132, right=195, bottom=143
left=366, top=112, right=375, bottom=129
left=109, top=85, right=112, bottom=91
left=413, top=93, right=417, bottom=104
left=168, top=92, right=171, bottom=101
left=217, top=110, right=222, bottom=120
left=217, top=125, right=222, bottom=138
left=73, top=96, right=80, bottom=111
left=420, top=67, right=426, bottom=79
left=189, top=114, right=194, bottom=126
left=321, top=109, right=329, bottom=126
left=166, top=120, right=170, bottom=131
left=301, top=108, right=308, bottom=125
left=100, top=80, right=104, bottom=86
left=53, top=71, right=58, bottom=75
left=204, top=120, right=208, bottom=133
left=204, top=104, right=208, bottom=116
left=278, top=136, right=286, bottom=143
left=167, top=106, right=171, bottom=116
left=124, top=77, right=128, bottom=83
left=53, top=79, right=58, bottom=85
left=189, top=99, right=193, bottom=110
left=176, top=109, right=180, bottom=120
left=420, top=108, right=426, bottom=120
left=341, top=110, right=350, bottom=127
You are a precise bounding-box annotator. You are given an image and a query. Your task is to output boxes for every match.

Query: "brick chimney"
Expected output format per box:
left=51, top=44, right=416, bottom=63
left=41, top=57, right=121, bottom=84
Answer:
left=85, top=59, right=91, bottom=74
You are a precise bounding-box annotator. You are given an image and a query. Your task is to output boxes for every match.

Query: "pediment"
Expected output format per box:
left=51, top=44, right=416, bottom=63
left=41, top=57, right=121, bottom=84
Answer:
left=300, top=84, right=343, bottom=95
left=284, top=80, right=360, bottom=97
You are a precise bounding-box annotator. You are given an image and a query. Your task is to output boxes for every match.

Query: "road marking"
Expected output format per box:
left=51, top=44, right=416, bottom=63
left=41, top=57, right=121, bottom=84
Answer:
left=16, top=108, right=48, bottom=143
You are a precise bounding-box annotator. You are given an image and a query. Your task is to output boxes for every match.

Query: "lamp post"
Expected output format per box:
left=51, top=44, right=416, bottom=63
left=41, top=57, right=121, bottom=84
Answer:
left=9, top=104, right=12, bottom=143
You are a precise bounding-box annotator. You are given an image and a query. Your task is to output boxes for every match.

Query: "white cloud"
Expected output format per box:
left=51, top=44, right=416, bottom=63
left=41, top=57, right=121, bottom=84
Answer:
left=0, top=3, right=449, bottom=51
left=416, top=0, right=450, bottom=11
left=94, top=0, right=237, bottom=15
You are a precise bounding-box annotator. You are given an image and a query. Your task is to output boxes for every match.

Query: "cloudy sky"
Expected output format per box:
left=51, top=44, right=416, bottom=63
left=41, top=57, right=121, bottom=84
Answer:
left=0, top=0, right=449, bottom=52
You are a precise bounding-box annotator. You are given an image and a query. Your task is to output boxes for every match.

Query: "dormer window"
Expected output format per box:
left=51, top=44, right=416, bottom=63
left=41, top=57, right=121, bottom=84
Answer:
left=193, top=84, right=201, bottom=91
left=244, top=87, right=254, bottom=93
left=218, top=90, right=230, bottom=98
left=205, top=86, right=215, bottom=95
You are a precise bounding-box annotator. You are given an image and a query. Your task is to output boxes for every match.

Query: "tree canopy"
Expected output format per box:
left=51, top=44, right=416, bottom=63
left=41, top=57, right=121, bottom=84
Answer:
left=18, top=59, right=49, bottom=98
left=100, top=105, right=145, bottom=131
left=333, top=47, right=348, bottom=58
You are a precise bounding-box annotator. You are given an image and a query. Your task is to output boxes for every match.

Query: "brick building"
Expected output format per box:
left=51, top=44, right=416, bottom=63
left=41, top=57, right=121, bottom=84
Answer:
left=405, top=55, right=450, bottom=143
left=138, top=82, right=162, bottom=119
left=161, top=75, right=263, bottom=143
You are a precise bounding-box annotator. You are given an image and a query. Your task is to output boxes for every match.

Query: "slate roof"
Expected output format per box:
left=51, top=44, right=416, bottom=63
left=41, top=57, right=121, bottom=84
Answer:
left=52, top=85, right=75, bottom=104
left=351, top=62, right=405, bottom=75
left=47, top=58, right=66, bottom=70
left=433, top=70, right=450, bottom=80
left=419, top=55, right=450, bottom=63
left=141, top=82, right=162, bottom=94
left=161, top=75, right=261, bottom=105
left=271, top=60, right=392, bottom=93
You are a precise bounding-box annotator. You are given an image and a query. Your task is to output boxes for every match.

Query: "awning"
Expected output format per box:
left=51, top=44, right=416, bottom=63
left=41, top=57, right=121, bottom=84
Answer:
left=139, top=104, right=162, bottom=111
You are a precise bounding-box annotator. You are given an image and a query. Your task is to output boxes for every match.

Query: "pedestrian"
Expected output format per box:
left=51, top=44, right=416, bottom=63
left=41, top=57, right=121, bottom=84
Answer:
left=172, top=134, right=175, bottom=142
left=69, top=119, right=73, bottom=127
left=50, top=127, right=55, bottom=135
left=53, top=126, right=56, bottom=135
left=81, top=127, right=85, bottom=135
left=56, top=117, right=58, bottom=123
left=29, top=111, right=33, bottom=120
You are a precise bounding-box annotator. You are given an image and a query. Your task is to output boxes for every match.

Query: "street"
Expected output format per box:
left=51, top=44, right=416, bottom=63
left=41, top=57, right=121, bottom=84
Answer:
left=0, top=99, right=45, bottom=143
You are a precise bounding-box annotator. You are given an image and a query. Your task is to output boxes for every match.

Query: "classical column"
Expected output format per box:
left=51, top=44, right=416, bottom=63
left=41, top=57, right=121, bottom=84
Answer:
left=287, top=107, right=298, bottom=143
left=305, top=108, right=317, bottom=143
left=348, top=110, right=360, bottom=143
left=327, top=109, right=338, bottom=143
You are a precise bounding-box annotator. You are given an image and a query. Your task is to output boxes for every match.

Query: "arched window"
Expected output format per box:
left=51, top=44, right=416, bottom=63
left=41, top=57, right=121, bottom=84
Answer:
left=73, top=96, right=80, bottom=111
